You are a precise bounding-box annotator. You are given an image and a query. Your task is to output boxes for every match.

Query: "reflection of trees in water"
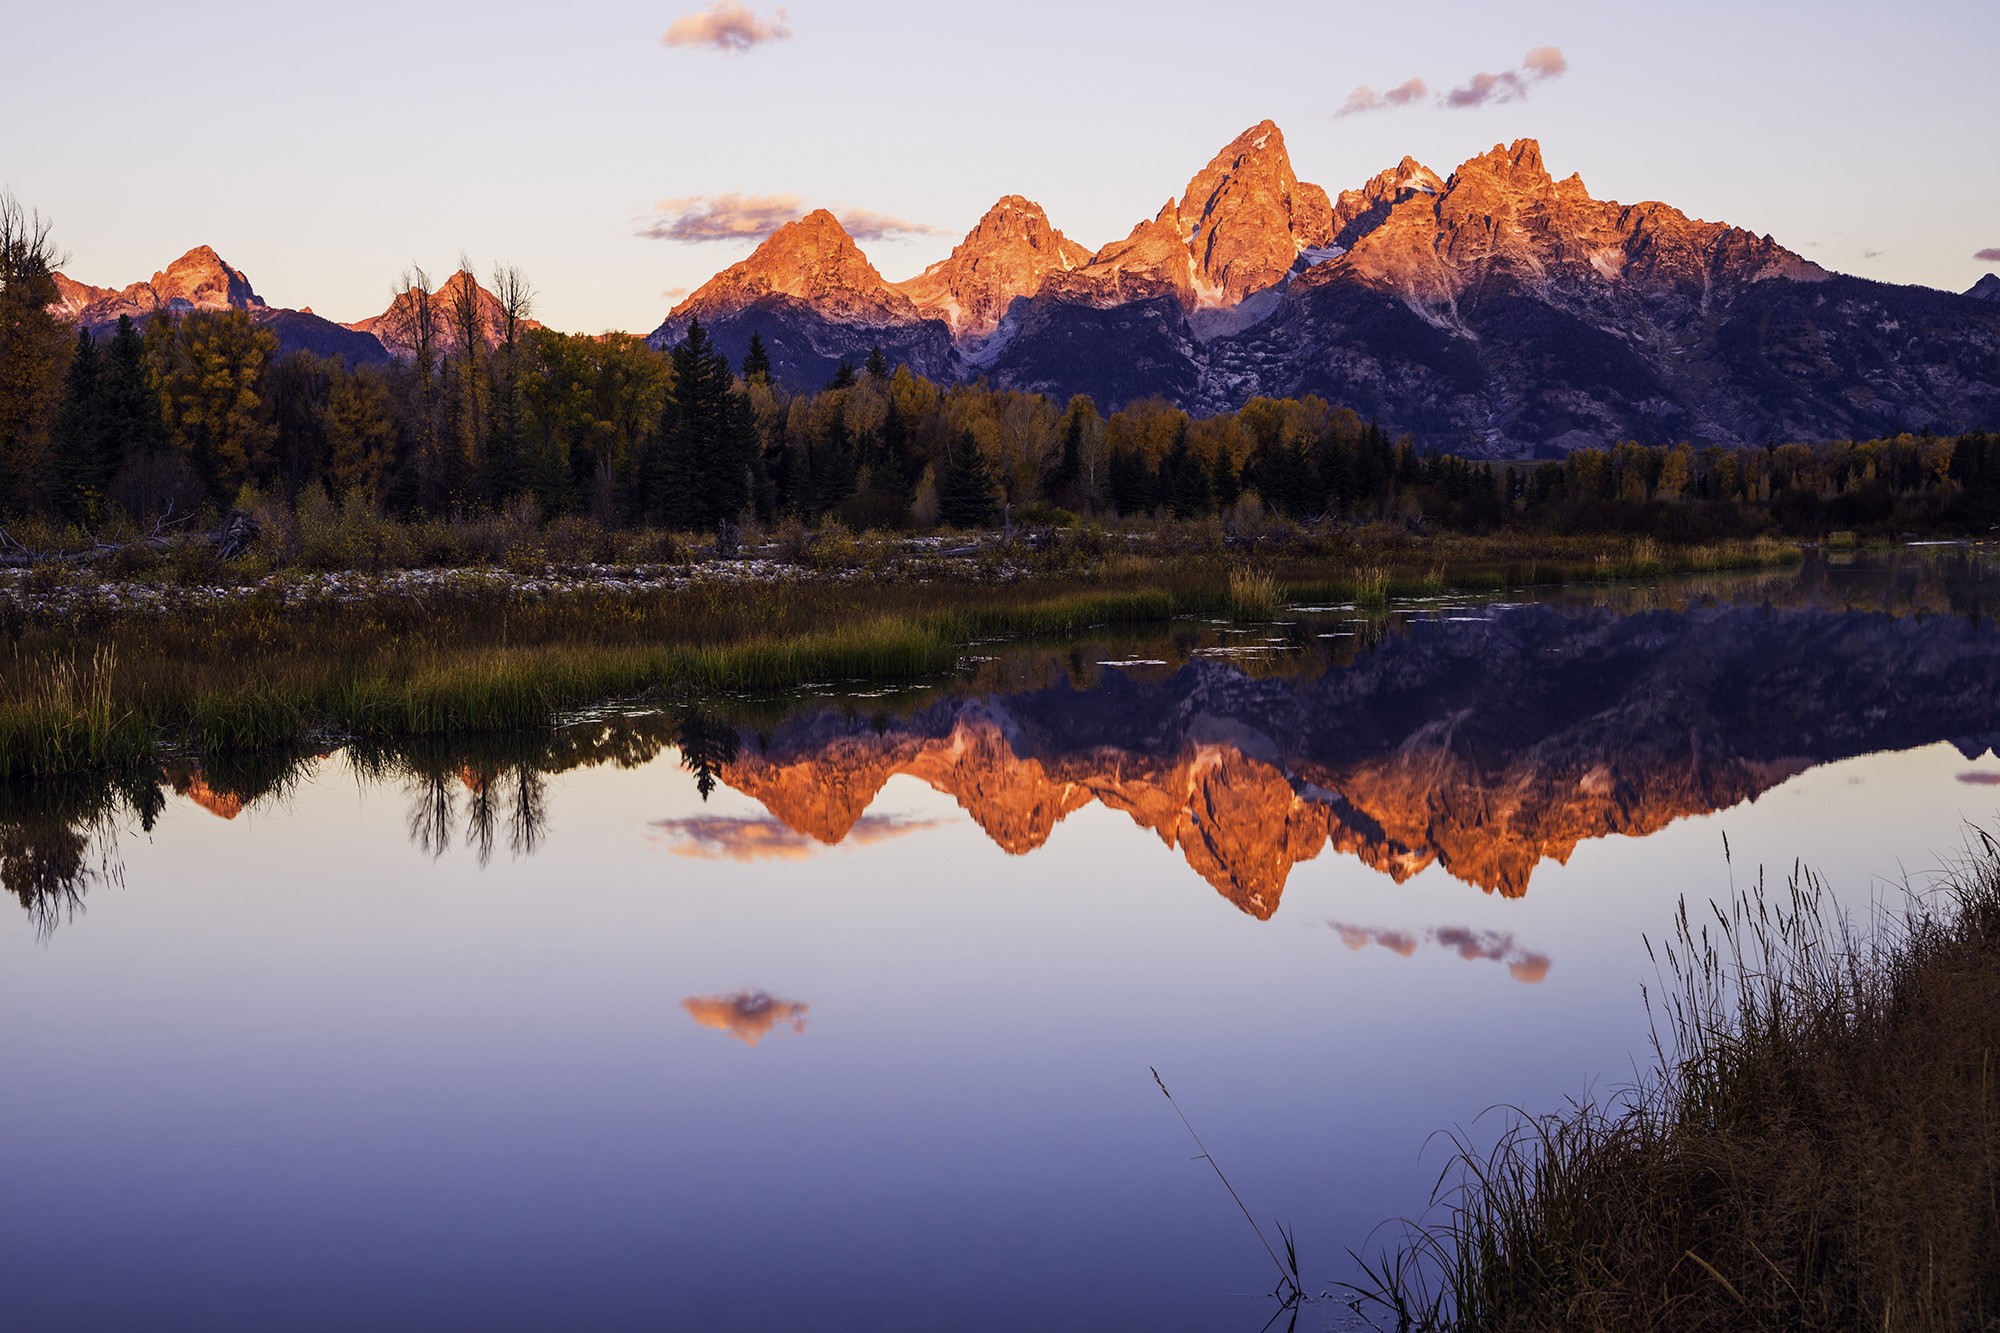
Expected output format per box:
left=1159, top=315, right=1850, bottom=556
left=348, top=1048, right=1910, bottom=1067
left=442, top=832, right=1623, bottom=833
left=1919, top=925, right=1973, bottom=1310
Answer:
left=355, top=737, right=553, bottom=866
left=676, top=707, right=741, bottom=801
left=0, top=781, right=142, bottom=940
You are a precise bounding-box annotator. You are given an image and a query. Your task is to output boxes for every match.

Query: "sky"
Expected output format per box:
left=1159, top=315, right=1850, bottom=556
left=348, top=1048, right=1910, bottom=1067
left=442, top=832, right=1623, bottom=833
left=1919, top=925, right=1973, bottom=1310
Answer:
left=7, top=0, right=1997, bottom=335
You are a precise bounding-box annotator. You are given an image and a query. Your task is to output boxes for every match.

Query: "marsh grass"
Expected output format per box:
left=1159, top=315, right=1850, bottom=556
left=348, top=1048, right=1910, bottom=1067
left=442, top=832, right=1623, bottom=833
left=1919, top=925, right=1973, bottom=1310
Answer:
left=1227, top=568, right=1280, bottom=621
left=1349, top=847, right=2000, bottom=1332
left=0, top=647, right=152, bottom=781
left=0, top=533, right=1803, bottom=781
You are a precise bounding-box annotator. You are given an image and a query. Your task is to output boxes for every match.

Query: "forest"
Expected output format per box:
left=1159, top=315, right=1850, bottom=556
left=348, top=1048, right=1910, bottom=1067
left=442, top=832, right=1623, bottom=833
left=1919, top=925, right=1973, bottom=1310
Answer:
left=6, top=198, right=1998, bottom=547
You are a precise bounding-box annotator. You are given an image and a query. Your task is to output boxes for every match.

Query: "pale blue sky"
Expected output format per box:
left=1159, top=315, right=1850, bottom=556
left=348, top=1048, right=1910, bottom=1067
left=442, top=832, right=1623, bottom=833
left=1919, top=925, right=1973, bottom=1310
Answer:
left=8, top=0, right=1995, bottom=333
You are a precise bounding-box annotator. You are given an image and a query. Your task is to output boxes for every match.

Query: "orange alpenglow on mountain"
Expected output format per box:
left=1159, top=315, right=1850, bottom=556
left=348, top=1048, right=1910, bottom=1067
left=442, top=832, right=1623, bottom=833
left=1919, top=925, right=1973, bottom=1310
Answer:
left=672, top=209, right=926, bottom=328
left=895, top=196, right=1092, bottom=339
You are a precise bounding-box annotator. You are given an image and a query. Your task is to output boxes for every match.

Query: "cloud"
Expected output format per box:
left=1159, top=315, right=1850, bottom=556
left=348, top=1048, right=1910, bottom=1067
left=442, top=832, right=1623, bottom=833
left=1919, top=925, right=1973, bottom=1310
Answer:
left=1442, top=46, right=1568, bottom=109
left=1329, top=921, right=1551, bottom=984
left=640, top=192, right=805, bottom=242
left=1521, top=45, right=1568, bottom=80
left=638, top=194, right=940, bottom=244
left=1861, top=249, right=1883, bottom=260
left=662, top=2, right=792, bottom=53
left=1336, top=48, right=1566, bottom=117
left=1336, top=76, right=1428, bottom=117
left=1977, top=247, right=2000, bottom=263
left=653, top=812, right=943, bottom=860
left=682, top=990, right=810, bottom=1045
left=1957, top=771, right=2000, bottom=786
left=837, top=207, right=944, bottom=242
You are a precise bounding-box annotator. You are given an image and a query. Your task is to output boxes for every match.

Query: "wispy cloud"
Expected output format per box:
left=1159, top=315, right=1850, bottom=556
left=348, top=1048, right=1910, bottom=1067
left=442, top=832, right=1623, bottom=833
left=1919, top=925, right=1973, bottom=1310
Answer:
left=1328, top=921, right=1552, bottom=984
left=1337, top=48, right=1567, bottom=116
left=638, top=193, right=940, bottom=244
left=838, top=206, right=945, bottom=242
left=682, top=990, right=810, bottom=1045
left=1336, top=76, right=1428, bottom=117
left=1443, top=46, right=1569, bottom=108
left=1861, top=249, right=1883, bottom=260
left=1977, top=247, right=2000, bottom=263
left=660, top=286, right=690, bottom=301
left=662, top=2, right=792, bottom=53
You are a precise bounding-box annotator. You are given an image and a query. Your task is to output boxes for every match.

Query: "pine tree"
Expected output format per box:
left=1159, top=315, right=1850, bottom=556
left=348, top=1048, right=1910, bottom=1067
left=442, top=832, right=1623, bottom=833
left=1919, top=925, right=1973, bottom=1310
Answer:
left=864, top=345, right=888, bottom=382
left=938, top=430, right=999, bottom=529
left=1164, top=428, right=1212, bottom=519
left=827, top=358, right=857, bottom=390
left=99, top=315, right=163, bottom=464
left=651, top=318, right=756, bottom=529
left=741, top=331, right=771, bottom=384
left=50, top=327, right=106, bottom=519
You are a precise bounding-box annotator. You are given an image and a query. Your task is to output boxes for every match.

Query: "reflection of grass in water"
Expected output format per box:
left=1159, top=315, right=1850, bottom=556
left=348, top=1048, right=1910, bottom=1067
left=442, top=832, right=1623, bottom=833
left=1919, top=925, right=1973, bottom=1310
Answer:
left=13, top=539, right=1983, bottom=785
left=1348, top=850, right=2000, bottom=1331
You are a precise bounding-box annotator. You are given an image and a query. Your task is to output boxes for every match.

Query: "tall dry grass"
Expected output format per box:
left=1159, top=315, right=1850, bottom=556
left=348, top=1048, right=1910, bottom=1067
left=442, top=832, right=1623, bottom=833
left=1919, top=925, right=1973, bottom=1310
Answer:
left=1351, top=851, right=2000, bottom=1331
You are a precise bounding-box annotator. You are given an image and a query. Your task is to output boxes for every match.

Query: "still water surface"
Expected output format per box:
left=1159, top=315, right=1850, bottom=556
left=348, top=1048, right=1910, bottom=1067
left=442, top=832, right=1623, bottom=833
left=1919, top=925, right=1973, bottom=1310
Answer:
left=6, top=554, right=2000, bottom=1331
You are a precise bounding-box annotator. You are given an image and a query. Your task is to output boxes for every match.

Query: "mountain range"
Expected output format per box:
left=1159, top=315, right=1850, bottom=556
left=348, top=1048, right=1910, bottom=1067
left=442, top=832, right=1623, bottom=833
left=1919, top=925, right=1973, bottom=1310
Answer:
left=650, top=123, right=2000, bottom=456
left=49, top=252, right=532, bottom=366
left=47, top=122, right=2000, bottom=457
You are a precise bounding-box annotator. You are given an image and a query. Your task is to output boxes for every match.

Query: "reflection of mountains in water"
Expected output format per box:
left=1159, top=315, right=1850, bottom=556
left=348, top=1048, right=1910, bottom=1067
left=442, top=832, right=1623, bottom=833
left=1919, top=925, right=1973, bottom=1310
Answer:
left=724, top=604, right=2000, bottom=915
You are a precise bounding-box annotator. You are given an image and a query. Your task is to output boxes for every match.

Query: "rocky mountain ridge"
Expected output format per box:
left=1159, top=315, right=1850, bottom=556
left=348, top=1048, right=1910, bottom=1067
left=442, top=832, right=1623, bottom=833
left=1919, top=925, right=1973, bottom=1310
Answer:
left=646, top=124, right=2000, bottom=455
left=51, top=246, right=388, bottom=363
left=346, top=269, right=539, bottom=357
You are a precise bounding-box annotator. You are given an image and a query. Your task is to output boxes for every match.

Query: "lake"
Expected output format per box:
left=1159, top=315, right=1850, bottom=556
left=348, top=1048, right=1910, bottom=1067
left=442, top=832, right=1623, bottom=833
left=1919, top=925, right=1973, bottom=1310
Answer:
left=6, top=551, right=2000, bottom=1331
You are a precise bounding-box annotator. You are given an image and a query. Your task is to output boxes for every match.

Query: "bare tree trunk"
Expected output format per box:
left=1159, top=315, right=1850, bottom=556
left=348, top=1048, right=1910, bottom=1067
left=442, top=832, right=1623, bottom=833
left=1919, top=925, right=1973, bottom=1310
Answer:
left=389, top=266, right=442, bottom=506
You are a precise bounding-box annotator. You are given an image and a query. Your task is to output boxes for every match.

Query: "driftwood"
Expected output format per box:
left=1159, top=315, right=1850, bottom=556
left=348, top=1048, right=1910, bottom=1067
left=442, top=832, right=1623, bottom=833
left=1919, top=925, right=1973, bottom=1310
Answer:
left=0, top=510, right=260, bottom=569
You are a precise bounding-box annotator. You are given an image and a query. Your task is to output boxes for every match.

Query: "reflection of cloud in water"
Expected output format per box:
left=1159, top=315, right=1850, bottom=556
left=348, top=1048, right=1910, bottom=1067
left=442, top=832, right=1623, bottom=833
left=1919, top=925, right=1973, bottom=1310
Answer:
left=682, top=991, right=810, bottom=1045
left=1329, top=921, right=1551, bottom=984
left=652, top=813, right=943, bottom=860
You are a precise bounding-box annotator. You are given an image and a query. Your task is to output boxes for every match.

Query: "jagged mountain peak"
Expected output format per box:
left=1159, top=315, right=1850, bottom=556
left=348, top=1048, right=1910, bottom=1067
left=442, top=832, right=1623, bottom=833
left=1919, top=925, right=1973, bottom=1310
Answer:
left=150, top=245, right=265, bottom=309
left=1970, top=273, right=2000, bottom=302
left=346, top=269, right=538, bottom=356
left=896, top=195, right=1091, bottom=339
left=1175, top=119, right=1333, bottom=304
left=1331, top=156, right=1447, bottom=249
left=670, top=208, right=919, bottom=329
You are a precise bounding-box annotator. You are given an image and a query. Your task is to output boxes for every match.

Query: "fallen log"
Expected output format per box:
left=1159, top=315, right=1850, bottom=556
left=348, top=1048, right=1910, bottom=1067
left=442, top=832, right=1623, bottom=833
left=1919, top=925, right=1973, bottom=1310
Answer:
left=0, top=510, right=260, bottom=569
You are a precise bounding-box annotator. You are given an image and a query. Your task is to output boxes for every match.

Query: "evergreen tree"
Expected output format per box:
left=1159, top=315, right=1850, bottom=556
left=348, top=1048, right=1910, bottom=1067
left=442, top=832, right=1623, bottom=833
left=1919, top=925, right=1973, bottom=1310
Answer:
left=864, top=345, right=889, bottom=382
left=1209, top=446, right=1240, bottom=510
left=1048, top=403, right=1084, bottom=500
left=50, top=327, right=106, bottom=518
left=99, top=315, right=163, bottom=464
left=938, top=430, right=999, bottom=529
left=1163, top=426, right=1212, bottom=519
left=810, top=413, right=858, bottom=517
left=1108, top=446, right=1157, bottom=516
left=827, top=358, right=857, bottom=390
left=741, top=332, right=771, bottom=384
left=650, top=318, right=756, bottom=529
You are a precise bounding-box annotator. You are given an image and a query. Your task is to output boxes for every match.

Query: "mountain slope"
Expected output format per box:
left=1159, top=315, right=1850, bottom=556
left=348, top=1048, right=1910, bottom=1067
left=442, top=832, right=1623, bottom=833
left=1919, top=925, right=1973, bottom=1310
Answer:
left=347, top=269, right=538, bottom=357
left=643, top=123, right=2000, bottom=452
left=646, top=209, right=954, bottom=384
left=52, top=246, right=388, bottom=364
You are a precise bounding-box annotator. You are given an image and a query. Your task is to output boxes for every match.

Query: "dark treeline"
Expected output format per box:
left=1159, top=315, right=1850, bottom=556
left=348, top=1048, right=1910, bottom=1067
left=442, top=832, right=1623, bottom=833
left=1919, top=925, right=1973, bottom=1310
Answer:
left=5, top=200, right=1997, bottom=539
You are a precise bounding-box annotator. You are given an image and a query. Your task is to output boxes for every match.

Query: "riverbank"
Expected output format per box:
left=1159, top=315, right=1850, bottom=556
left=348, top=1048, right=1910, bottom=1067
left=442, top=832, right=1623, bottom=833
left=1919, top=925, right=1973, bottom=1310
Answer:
left=1352, top=850, right=2000, bottom=1331
left=0, top=526, right=1807, bottom=781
